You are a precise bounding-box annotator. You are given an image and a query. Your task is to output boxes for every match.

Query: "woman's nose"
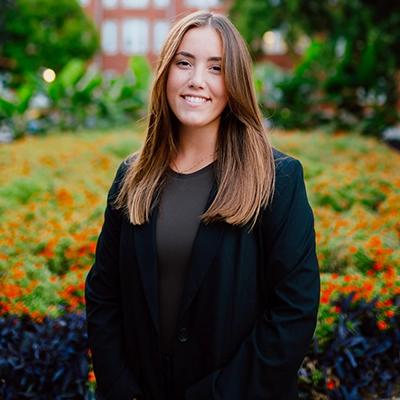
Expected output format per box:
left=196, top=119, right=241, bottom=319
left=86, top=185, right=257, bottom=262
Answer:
left=188, top=67, right=206, bottom=89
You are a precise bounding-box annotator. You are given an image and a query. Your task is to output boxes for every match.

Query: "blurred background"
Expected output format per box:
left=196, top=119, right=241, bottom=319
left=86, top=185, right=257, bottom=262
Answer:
left=1, top=0, right=400, bottom=142
left=1, top=1, right=400, bottom=399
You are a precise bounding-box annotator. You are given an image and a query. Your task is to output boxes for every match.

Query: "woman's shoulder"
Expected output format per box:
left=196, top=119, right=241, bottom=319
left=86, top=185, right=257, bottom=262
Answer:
left=108, top=152, right=140, bottom=196
left=116, top=152, right=140, bottom=176
left=272, top=147, right=302, bottom=177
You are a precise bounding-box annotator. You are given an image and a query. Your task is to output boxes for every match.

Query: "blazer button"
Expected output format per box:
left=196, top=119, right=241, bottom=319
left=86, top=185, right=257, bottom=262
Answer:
left=178, top=328, right=189, bottom=342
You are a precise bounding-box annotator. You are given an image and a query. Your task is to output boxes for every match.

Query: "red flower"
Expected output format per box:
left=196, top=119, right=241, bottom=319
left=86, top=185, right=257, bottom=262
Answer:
left=373, top=263, right=383, bottom=271
left=377, top=321, right=388, bottom=330
left=326, top=379, right=335, bottom=390
left=385, top=310, right=394, bottom=318
left=321, top=297, right=330, bottom=305
left=344, top=275, right=352, bottom=283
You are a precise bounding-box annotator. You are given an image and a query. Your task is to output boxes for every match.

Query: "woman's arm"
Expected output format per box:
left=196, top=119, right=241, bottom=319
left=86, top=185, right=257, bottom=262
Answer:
left=186, top=157, right=320, bottom=399
left=85, top=162, right=143, bottom=400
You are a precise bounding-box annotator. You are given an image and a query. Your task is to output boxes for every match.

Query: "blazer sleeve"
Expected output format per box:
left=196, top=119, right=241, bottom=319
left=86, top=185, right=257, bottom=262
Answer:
left=186, top=157, right=320, bottom=399
left=85, top=161, right=143, bottom=400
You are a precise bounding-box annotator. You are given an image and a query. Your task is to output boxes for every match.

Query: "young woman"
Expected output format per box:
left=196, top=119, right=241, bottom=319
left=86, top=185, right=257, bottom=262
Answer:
left=85, top=10, right=320, bottom=400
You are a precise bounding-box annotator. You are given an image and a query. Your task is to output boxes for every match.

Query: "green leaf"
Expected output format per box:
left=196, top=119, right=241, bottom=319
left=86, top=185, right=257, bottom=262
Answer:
left=128, top=56, right=152, bottom=92
left=358, top=44, right=377, bottom=86
left=75, top=65, right=103, bottom=95
left=16, top=84, right=35, bottom=114
left=57, top=59, right=86, bottom=89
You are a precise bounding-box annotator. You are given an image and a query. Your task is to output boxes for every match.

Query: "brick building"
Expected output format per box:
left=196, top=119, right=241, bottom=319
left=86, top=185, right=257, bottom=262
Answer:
left=78, top=0, right=228, bottom=74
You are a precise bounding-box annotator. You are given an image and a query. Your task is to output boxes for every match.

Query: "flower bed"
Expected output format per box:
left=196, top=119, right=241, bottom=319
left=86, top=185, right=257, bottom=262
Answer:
left=0, top=128, right=399, bottom=398
left=0, top=128, right=143, bottom=318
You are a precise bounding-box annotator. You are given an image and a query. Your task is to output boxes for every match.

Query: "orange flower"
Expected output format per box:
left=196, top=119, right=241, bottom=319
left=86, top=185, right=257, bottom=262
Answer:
left=326, top=317, right=334, bottom=324
left=29, top=310, right=42, bottom=322
left=377, top=320, right=388, bottom=330
left=385, top=310, right=394, bottom=318
left=88, top=371, right=96, bottom=383
left=56, top=188, right=74, bottom=206
left=368, top=235, right=382, bottom=248
left=363, top=282, right=373, bottom=291
left=348, top=246, right=358, bottom=254
left=88, top=242, right=96, bottom=254
left=77, top=281, right=85, bottom=290
left=76, top=272, right=84, bottom=280
left=12, top=269, right=25, bottom=280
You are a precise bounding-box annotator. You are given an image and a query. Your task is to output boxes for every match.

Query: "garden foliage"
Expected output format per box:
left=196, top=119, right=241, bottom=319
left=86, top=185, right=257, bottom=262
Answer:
left=0, top=312, right=94, bottom=399
left=0, top=0, right=99, bottom=80
left=232, top=0, right=400, bottom=134
left=300, top=293, right=400, bottom=399
left=0, top=56, right=152, bottom=138
left=0, top=129, right=399, bottom=397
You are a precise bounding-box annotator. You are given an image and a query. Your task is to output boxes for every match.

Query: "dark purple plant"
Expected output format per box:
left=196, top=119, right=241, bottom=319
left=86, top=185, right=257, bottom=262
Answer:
left=0, top=312, right=94, bottom=399
left=299, top=293, right=400, bottom=400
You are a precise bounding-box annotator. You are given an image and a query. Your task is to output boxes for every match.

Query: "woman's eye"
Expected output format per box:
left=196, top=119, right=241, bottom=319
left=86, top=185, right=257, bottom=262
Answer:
left=211, top=65, right=222, bottom=72
left=177, top=60, right=190, bottom=67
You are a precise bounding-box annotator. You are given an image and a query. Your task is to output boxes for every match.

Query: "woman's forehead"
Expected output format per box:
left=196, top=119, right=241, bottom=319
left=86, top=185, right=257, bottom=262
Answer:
left=175, top=26, right=223, bottom=58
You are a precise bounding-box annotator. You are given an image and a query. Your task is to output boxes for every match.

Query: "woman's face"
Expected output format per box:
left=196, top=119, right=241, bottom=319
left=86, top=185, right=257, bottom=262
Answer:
left=166, top=26, right=228, bottom=136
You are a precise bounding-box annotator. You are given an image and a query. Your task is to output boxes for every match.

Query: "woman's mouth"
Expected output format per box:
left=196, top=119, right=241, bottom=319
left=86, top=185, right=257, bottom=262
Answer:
left=182, top=95, right=208, bottom=104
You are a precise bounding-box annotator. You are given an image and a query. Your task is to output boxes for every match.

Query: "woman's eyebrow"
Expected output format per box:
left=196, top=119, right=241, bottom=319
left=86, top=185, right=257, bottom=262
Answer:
left=175, top=51, right=222, bottom=62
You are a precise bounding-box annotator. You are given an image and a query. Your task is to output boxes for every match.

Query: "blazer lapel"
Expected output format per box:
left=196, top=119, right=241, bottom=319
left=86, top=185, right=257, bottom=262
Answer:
left=177, top=183, right=226, bottom=322
left=132, top=207, right=160, bottom=335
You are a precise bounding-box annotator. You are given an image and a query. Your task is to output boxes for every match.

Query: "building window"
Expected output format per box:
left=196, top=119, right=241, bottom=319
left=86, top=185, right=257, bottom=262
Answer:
left=185, top=0, right=219, bottom=8
left=153, top=0, right=169, bottom=8
left=78, top=0, right=90, bottom=6
left=122, top=19, right=149, bottom=54
left=102, top=20, right=118, bottom=55
left=153, top=20, right=169, bottom=53
left=102, top=0, right=118, bottom=8
left=122, top=0, right=149, bottom=8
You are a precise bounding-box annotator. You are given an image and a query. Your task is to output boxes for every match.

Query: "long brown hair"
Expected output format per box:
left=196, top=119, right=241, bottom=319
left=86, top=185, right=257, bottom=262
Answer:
left=115, top=10, right=275, bottom=229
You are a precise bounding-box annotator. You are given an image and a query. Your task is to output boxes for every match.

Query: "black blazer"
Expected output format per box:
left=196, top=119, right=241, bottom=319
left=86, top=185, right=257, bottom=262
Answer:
left=85, top=149, right=320, bottom=400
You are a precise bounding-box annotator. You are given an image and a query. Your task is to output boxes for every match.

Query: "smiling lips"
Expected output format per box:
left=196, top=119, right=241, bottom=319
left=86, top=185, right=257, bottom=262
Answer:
left=182, top=95, right=209, bottom=104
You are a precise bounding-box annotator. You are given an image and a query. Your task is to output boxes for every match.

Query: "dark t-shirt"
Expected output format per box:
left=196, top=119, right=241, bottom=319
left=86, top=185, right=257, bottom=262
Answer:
left=156, top=162, right=215, bottom=353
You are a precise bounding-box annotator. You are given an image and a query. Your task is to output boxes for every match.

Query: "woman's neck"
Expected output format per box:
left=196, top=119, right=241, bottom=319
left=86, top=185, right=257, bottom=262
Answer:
left=172, top=128, right=218, bottom=174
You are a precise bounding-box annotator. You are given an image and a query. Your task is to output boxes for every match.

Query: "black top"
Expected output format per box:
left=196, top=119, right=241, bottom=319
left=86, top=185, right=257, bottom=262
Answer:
left=156, top=162, right=215, bottom=353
